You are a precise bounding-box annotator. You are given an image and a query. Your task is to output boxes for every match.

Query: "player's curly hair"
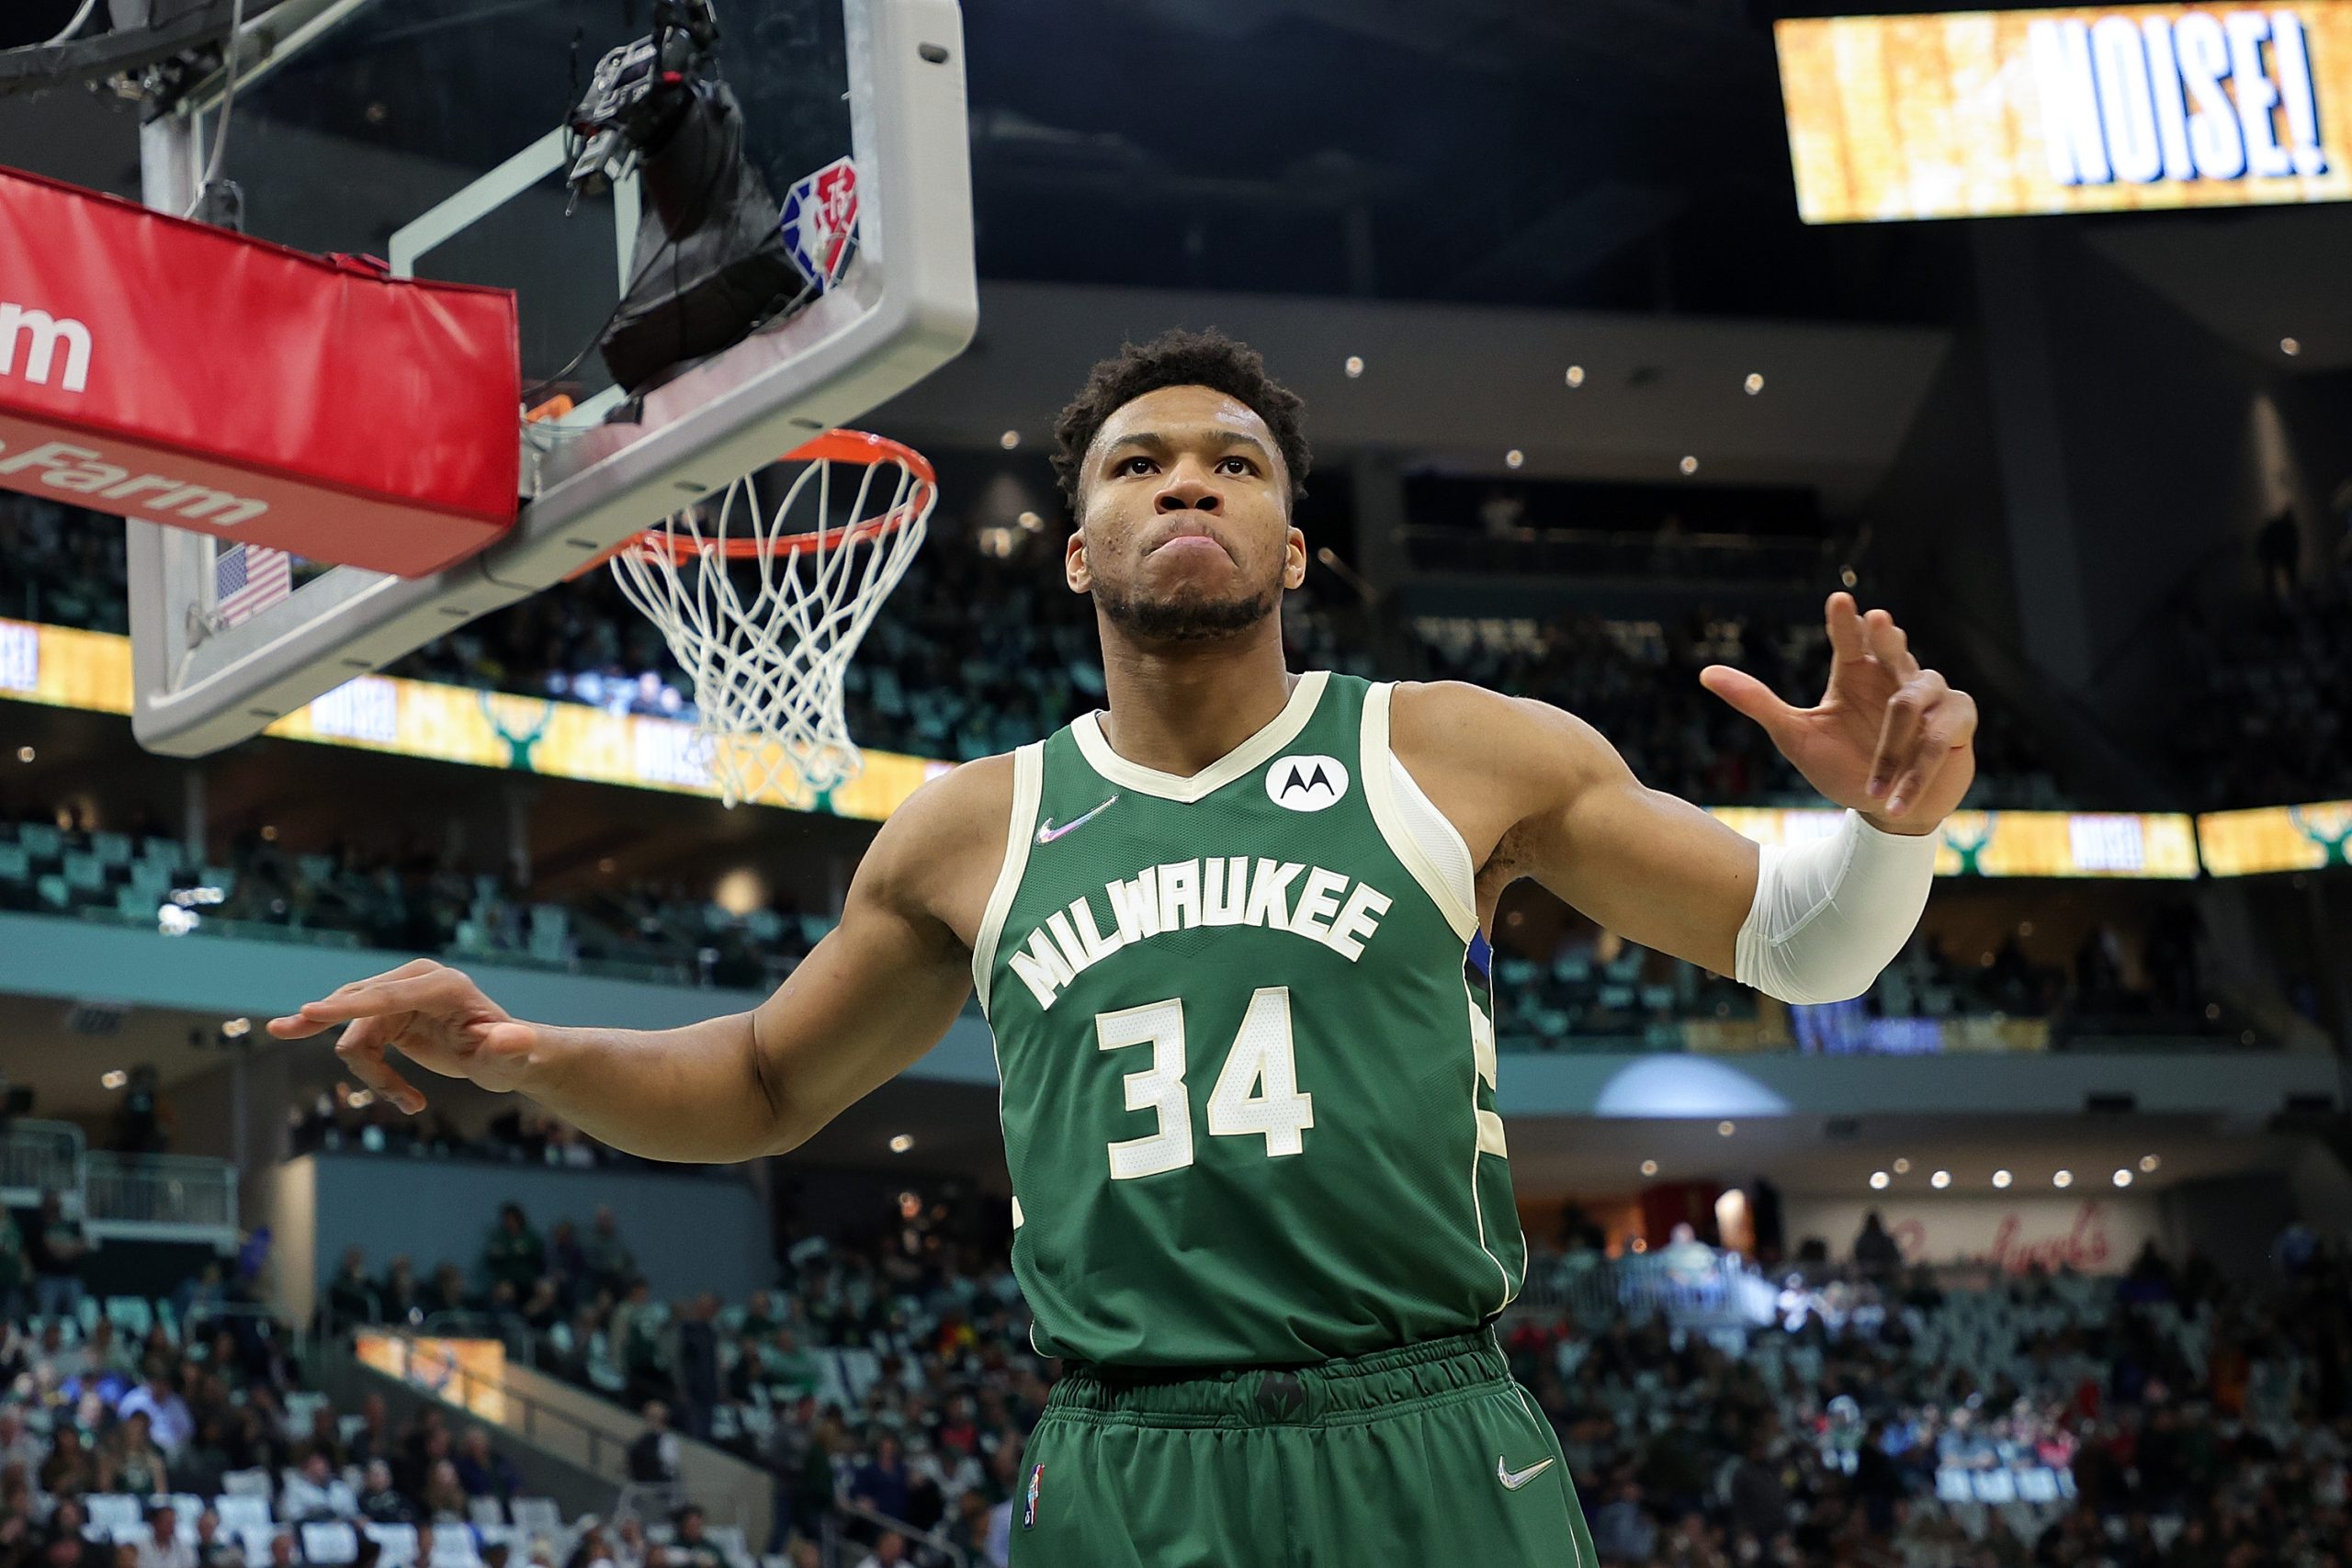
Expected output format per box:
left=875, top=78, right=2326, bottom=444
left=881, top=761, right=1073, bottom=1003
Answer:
left=1050, top=327, right=1311, bottom=518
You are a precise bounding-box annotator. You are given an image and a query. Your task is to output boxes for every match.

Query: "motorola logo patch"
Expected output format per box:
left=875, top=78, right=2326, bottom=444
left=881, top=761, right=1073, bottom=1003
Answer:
left=1266, top=753, right=1350, bottom=812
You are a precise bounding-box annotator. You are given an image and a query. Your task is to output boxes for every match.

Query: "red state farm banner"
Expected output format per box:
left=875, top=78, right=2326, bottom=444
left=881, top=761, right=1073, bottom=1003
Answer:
left=0, top=164, right=518, bottom=578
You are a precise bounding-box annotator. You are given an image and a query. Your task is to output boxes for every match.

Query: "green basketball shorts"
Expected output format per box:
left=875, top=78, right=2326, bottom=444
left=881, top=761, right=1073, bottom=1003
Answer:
left=1007, top=1329, right=1595, bottom=1566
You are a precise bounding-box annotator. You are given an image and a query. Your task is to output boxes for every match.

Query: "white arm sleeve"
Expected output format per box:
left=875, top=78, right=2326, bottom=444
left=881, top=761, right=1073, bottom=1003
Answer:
left=1734, top=809, right=1940, bottom=1005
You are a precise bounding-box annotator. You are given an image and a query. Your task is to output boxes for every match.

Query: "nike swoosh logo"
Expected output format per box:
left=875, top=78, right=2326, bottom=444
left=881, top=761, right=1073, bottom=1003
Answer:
left=1036, top=795, right=1118, bottom=846
left=1498, top=1455, right=1556, bottom=1491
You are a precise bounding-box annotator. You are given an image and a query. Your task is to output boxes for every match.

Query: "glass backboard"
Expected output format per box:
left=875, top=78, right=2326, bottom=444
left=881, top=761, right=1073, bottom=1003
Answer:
left=127, top=0, right=975, bottom=757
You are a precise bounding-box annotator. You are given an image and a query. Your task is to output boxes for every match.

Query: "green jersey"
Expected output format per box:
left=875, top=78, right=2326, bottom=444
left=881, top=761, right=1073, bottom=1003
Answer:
left=975, top=671, right=1526, bottom=1368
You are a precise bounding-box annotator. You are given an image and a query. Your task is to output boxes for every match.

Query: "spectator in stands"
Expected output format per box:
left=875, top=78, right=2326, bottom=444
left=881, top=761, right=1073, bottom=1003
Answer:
left=675, top=1296, right=721, bottom=1440
left=188, top=1509, right=239, bottom=1568
left=582, top=1210, right=638, bottom=1299
left=1852, top=1212, right=1902, bottom=1282
left=326, top=1249, right=379, bottom=1329
left=119, top=1365, right=195, bottom=1455
left=847, top=1437, right=910, bottom=1531
left=613, top=1285, right=669, bottom=1408
left=626, top=1403, right=681, bottom=1489
left=356, top=1461, right=409, bottom=1524
left=426, top=1263, right=472, bottom=1319
left=102, top=1411, right=170, bottom=1495
left=0, top=1412, right=38, bottom=1483
left=110, top=1065, right=173, bottom=1156
left=42, top=1501, right=105, bottom=1568
left=850, top=1531, right=906, bottom=1568
left=560, top=1524, right=614, bottom=1568
left=482, top=1205, right=547, bottom=1300
left=0, top=1210, right=25, bottom=1325
left=174, top=1418, right=230, bottom=1501
left=38, top=1427, right=92, bottom=1498
left=281, top=1452, right=356, bottom=1521
left=27, top=1192, right=86, bottom=1323
left=665, top=1508, right=728, bottom=1568
left=545, top=1223, right=588, bottom=1303
left=452, top=1428, right=518, bottom=1502
left=347, top=1395, right=394, bottom=1470
left=378, top=1258, right=424, bottom=1325
left=134, top=1505, right=192, bottom=1568
left=420, top=1461, right=469, bottom=1524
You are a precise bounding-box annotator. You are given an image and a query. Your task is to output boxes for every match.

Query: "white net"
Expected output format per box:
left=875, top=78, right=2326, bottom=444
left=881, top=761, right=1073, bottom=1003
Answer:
left=608, top=433, right=933, bottom=808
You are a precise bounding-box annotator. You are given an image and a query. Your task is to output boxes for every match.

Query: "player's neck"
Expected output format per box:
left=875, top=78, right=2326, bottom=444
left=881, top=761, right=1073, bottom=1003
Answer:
left=1094, top=616, right=1298, bottom=778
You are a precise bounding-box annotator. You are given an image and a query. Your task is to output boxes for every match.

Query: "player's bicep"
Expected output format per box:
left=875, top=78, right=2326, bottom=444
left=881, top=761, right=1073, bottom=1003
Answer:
left=744, top=819, right=975, bottom=1151
left=1506, top=701, right=1759, bottom=980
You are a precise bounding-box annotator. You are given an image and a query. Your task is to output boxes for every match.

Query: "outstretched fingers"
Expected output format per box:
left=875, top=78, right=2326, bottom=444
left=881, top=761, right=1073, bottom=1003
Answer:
left=1824, top=592, right=1871, bottom=663
left=1863, top=607, right=1922, bottom=683
left=267, top=958, right=443, bottom=1038
left=1883, top=690, right=1978, bottom=816
left=1868, top=672, right=1949, bottom=801
left=334, top=1025, right=427, bottom=1115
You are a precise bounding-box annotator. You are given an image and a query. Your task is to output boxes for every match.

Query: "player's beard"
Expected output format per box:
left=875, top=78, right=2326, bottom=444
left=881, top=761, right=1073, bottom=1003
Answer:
left=1095, top=578, right=1276, bottom=643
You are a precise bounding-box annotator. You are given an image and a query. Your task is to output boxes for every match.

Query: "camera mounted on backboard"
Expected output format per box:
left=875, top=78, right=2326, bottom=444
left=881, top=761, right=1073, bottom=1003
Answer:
left=563, top=0, right=724, bottom=200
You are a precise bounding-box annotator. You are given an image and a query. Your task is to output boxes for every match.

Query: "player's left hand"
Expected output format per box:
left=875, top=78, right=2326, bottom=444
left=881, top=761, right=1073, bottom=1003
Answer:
left=1696, top=592, right=1977, bottom=833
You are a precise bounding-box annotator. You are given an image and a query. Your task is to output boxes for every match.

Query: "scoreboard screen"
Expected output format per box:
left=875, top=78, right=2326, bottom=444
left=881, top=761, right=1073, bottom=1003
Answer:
left=1776, top=2, right=2351, bottom=220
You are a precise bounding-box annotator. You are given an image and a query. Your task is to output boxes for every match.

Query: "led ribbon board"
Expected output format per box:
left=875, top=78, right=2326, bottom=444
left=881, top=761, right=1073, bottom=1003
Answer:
left=1776, top=1, right=2351, bottom=220
left=0, top=618, right=2208, bottom=871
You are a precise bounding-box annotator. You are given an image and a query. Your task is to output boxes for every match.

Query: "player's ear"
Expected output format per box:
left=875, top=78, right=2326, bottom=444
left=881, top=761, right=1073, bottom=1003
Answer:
left=1066, top=520, right=1091, bottom=593
left=1283, top=523, right=1306, bottom=591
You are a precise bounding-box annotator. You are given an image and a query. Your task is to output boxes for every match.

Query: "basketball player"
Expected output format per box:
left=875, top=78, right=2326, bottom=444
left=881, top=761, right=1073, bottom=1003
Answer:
left=271, top=330, right=1977, bottom=1565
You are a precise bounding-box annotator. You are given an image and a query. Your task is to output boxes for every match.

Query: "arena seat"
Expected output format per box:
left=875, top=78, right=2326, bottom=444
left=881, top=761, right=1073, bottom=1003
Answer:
left=302, top=1523, right=361, bottom=1565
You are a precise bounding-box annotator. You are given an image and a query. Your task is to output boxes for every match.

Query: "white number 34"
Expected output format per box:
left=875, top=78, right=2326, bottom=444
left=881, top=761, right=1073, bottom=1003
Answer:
left=1095, top=987, right=1314, bottom=1179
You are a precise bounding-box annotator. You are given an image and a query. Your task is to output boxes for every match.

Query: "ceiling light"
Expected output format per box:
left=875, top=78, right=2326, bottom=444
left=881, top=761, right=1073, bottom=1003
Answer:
left=2281, top=337, right=2301, bottom=355
left=1870, top=1171, right=1890, bottom=1190
left=1343, top=355, right=1364, bottom=378
left=1565, top=366, right=1585, bottom=388
left=100, top=1070, right=126, bottom=1090
left=888, top=1134, right=914, bottom=1155
left=1744, top=373, right=1764, bottom=394
left=1992, top=1169, right=2012, bottom=1189
left=2140, top=1155, right=2159, bottom=1173
left=1892, top=1158, right=1911, bottom=1175
left=1679, top=456, right=1700, bottom=476
left=1505, top=449, right=1525, bottom=469
left=2113, top=1168, right=2132, bottom=1188
left=260, top=825, right=277, bottom=841
left=1017, top=511, right=1045, bottom=533
left=221, top=1018, right=251, bottom=1038
left=1717, top=1121, right=1735, bottom=1137
left=1640, top=1159, right=1658, bottom=1177
left=14, top=747, right=30, bottom=763
left=1930, top=1170, right=1951, bottom=1189
left=2052, top=1169, right=2073, bottom=1189
left=998, top=430, right=1021, bottom=450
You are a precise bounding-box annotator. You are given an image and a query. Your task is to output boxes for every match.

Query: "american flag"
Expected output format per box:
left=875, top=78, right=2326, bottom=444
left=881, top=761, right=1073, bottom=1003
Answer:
left=214, top=542, right=292, bottom=626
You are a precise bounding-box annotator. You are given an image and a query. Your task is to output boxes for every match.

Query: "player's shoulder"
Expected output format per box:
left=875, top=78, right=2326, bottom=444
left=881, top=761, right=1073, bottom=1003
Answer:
left=878, top=750, right=1019, bottom=849
left=1387, top=679, right=1619, bottom=782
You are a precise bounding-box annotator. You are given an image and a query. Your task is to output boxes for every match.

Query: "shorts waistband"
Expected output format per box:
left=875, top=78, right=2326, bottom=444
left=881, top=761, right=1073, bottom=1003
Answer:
left=1043, top=1329, right=1509, bottom=1428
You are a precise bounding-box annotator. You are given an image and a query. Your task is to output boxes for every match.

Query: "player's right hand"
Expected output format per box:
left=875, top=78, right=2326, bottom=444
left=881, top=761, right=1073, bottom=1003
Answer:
left=266, top=958, right=540, bottom=1114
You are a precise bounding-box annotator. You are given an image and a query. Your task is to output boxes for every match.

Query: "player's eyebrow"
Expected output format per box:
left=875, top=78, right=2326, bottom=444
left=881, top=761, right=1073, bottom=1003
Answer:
left=1101, top=430, right=1275, bottom=465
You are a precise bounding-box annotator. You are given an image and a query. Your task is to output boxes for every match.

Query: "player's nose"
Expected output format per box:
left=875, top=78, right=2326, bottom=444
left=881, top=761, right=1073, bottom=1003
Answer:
left=1154, top=473, right=1220, bottom=513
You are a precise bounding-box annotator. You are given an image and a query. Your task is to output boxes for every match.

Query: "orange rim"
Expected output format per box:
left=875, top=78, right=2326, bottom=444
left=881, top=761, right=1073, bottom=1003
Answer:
left=632, top=429, right=935, bottom=563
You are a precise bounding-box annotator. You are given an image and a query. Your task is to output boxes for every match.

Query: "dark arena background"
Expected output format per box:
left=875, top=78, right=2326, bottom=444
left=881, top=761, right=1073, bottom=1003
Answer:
left=3, top=0, right=2352, bottom=1565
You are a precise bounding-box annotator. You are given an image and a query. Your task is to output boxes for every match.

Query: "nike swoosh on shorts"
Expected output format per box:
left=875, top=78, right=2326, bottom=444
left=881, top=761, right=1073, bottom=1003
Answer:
left=1497, top=1455, right=1557, bottom=1491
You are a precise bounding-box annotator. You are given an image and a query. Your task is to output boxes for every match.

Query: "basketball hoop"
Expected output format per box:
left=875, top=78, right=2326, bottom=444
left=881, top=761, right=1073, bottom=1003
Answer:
left=607, top=429, right=935, bottom=808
